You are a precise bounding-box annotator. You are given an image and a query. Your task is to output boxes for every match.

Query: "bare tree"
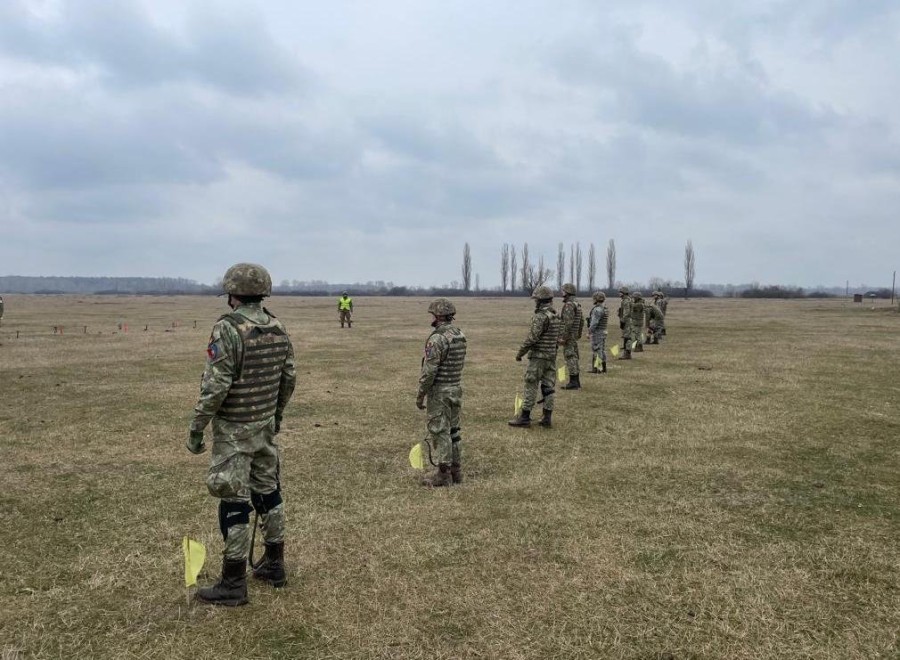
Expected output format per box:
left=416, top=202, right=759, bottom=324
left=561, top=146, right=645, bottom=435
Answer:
left=510, top=245, right=518, bottom=292
left=521, top=243, right=532, bottom=292
left=684, top=239, right=696, bottom=298
left=475, top=273, right=480, bottom=291
left=556, top=242, right=565, bottom=287
left=606, top=239, right=616, bottom=290
left=462, top=243, right=472, bottom=292
left=569, top=244, right=575, bottom=283
left=500, top=243, right=510, bottom=292
left=587, top=243, right=596, bottom=291
left=575, top=242, right=583, bottom=292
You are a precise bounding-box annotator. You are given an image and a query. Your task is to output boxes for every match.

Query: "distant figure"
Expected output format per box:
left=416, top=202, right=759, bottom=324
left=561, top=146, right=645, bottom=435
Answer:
left=338, top=291, right=353, bottom=328
left=187, top=263, right=297, bottom=607
left=559, top=283, right=585, bottom=390
left=0, top=295, right=4, bottom=324
left=416, top=298, right=467, bottom=487
left=631, top=291, right=646, bottom=352
left=509, top=285, right=561, bottom=428
left=655, top=291, right=668, bottom=336
left=588, top=291, right=609, bottom=373
left=617, top=286, right=633, bottom=360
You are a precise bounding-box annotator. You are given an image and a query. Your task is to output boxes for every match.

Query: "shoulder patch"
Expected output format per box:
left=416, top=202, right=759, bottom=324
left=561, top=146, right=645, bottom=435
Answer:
left=206, top=340, right=227, bottom=364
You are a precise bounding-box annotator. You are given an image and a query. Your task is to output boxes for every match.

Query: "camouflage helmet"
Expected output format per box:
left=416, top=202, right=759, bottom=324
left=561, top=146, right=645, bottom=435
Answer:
left=222, top=263, right=272, bottom=297
left=618, top=286, right=630, bottom=295
left=427, top=297, right=456, bottom=317
left=652, top=290, right=663, bottom=298
left=342, top=290, right=349, bottom=296
left=561, top=283, right=577, bottom=295
left=531, top=285, right=554, bottom=300
left=592, top=291, right=606, bottom=303
left=632, top=290, right=643, bottom=300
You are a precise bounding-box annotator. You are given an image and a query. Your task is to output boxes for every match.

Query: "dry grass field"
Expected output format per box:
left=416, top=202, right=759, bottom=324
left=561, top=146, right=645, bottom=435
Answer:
left=1, top=294, right=898, bottom=659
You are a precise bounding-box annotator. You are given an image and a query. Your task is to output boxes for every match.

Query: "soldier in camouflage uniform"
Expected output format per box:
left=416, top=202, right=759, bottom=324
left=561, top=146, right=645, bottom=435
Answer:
left=588, top=291, right=609, bottom=373
left=559, top=283, right=585, bottom=390
left=187, top=263, right=297, bottom=606
left=646, top=293, right=664, bottom=344
left=0, top=295, right=4, bottom=324
left=338, top=291, right=353, bottom=328
left=509, top=285, right=562, bottom=428
left=416, top=298, right=467, bottom=487
left=655, top=291, right=668, bottom=336
left=616, top=286, right=633, bottom=360
left=631, top=291, right=646, bottom=352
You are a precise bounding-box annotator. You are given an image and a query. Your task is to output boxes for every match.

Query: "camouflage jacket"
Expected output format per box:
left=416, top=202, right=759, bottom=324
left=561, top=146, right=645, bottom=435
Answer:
left=560, top=298, right=584, bottom=342
left=191, top=303, right=297, bottom=432
left=617, top=296, right=633, bottom=322
left=418, top=322, right=467, bottom=397
left=588, top=303, right=609, bottom=335
left=646, top=304, right=663, bottom=326
left=517, top=303, right=561, bottom=360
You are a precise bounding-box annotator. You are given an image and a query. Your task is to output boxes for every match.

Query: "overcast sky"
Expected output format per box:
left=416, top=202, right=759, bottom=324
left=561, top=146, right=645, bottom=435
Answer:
left=1, top=0, right=898, bottom=288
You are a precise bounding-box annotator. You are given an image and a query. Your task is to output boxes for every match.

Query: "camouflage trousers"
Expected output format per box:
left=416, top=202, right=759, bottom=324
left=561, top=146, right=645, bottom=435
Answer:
left=523, top=356, right=557, bottom=412
left=590, top=331, right=607, bottom=364
left=621, top=320, right=635, bottom=346
left=339, top=310, right=352, bottom=325
left=206, top=417, right=285, bottom=561
left=425, top=385, right=462, bottom=466
left=562, top=338, right=580, bottom=376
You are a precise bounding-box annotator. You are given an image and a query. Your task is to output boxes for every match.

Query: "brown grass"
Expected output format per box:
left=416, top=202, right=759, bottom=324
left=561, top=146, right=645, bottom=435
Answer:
left=1, top=295, right=898, bottom=659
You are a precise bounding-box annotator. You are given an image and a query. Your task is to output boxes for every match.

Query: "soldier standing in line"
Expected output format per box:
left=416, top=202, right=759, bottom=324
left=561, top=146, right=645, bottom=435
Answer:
left=656, top=291, right=668, bottom=336
left=509, top=285, right=562, bottom=428
left=588, top=291, right=609, bottom=373
left=631, top=291, right=646, bottom=352
left=338, top=291, right=353, bottom=328
left=646, top=294, right=664, bottom=344
left=186, top=263, right=297, bottom=606
left=416, top=298, right=467, bottom=487
left=559, top=283, right=585, bottom=390
left=617, top=286, right=633, bottom=360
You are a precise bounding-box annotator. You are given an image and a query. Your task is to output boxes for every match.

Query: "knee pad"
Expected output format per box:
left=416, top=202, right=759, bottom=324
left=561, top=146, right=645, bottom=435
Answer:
left=251, top=488, right=283, bottom=514
left=541, top=384, right=555, bottom=398
left=218, top=500, right=253, bottom=540
left=450, top=427, right=461, bottom=443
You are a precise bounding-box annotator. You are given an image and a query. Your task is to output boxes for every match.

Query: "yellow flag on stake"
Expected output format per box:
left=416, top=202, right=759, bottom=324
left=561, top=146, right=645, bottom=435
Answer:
left=593, top=355, right=601, bottom=368
left=409, top=443, right=425, bottom=470
left=183, top=537, right=206, bottom=587
left=557, top=365, right=567, bottom=382
left=631, top=340, right=638, bottom=351
left=514, top=394, right=523, bottom=416
left=610, top=344, right=620, bottom=357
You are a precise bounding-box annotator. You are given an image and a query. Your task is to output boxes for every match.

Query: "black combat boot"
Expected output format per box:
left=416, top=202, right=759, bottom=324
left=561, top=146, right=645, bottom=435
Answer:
left=450, top=463, right=463, bottom=484
left=562, top=374, right=581, bottom=390
left=618, top=349, right=632, bottom=360
left=635, top=343, right=644, bottom=352
left=538, top=409, right=553, bottom=427
left=422, top=463, right=452, bottom=487
left=253, top=542, right=287, bottom=588
left=348, top=320, right=352, bottom=328
left=196, top=558, right=249, bottom=607
left=601, top=361, right=607, bottom=373
left=508, top=409, right=532, bottom=427
left=661, top=328, right=667, bottom=336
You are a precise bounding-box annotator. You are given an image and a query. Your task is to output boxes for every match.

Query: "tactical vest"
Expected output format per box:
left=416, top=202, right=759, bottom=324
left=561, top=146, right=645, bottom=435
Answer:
left=533, top=307, right=562, bottom=357
left=658, top=299, right=668, bottom=315
left=573, top=301, right=584, bottom=339
left=590, top=304, right=608, bottom=333
left=619, top=297, right=633, bottom=320
left=631, top=299, right=645, bottom=323
left=430, top=325, right=467, bottom=386
left=217, top=311, right=291, bottom=423
left=338, top=297, right=352, bottom=310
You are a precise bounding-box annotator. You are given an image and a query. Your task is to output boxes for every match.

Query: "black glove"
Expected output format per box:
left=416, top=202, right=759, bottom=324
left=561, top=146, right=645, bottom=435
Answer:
left=416, top=394, right=426, bottom=410
left=274, top=413, right=283, bottom=434
left=186, top=430, right=206, bottom=454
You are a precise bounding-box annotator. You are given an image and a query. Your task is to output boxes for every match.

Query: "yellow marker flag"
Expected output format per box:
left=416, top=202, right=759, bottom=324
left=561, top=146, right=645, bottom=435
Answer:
left=514, top=394, right=523, bottom=415
left=640, top=332, right=646, bottom=344
left=557, top=365, right=567, bottom=382
left=631, top=340, right=638, bottom=351
left=183, top=537, right=206, bottom=587
left=610, top=344, right=620, bottom=357
left=593, top=355, right=602, bottom=368
left=409, top=443, right=425, bottom=470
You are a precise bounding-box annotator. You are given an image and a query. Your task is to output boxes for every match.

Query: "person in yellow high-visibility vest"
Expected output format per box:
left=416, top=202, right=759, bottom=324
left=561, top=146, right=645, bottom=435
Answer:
left=338, top=291, right=353, bottom=328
